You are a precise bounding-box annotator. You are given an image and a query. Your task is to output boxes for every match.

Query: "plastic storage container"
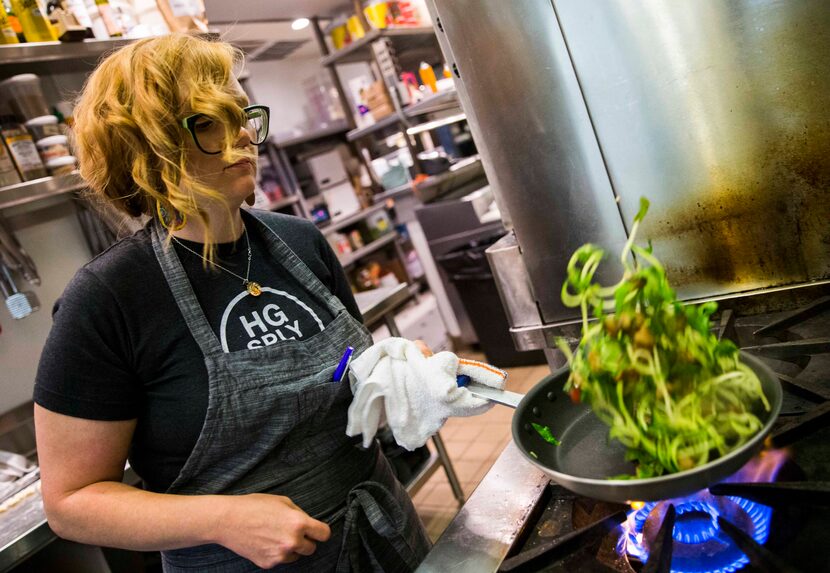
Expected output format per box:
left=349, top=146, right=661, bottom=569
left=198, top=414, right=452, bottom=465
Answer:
left=0, top=75, right=50, bottom=122
left=36, top=134, right=70, bottom=161
left=437, top=233, right=546, bottom=367
left=24, top=115, right=60, bottom=140
left=45, top=155, right=76, bottom=176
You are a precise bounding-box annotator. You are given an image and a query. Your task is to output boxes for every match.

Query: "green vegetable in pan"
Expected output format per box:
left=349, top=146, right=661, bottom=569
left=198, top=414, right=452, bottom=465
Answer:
left=557, top=198, right=769, bottom=479
left=532, top=423, right=561, bottom=446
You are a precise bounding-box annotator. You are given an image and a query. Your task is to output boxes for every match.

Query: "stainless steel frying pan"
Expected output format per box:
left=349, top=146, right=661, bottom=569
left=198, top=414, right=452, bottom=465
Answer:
left=467, top=352, right=782, bottom=503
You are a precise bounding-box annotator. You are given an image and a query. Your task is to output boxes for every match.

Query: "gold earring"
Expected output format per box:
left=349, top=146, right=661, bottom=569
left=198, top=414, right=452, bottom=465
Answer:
left=156, top=201, right=187, bottom=231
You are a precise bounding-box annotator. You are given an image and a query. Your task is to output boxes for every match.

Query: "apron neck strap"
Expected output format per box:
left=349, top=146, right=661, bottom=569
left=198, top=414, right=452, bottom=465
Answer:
left=244, top=210, right=348, bottom=316
left=150, top=221, right=225, bottom=357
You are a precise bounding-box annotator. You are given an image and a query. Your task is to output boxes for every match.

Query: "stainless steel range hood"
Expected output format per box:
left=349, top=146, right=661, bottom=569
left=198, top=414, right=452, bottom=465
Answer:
left=425, top=0, right=830, bottom=357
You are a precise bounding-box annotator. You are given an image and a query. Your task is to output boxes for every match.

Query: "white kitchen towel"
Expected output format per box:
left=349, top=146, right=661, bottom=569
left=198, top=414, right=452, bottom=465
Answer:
left=346, top=338, right=507, bottom=450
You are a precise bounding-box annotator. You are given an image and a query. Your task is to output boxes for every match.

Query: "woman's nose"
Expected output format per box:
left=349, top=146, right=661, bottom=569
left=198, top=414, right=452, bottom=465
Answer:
left=235, top=125, right=252, bottom=147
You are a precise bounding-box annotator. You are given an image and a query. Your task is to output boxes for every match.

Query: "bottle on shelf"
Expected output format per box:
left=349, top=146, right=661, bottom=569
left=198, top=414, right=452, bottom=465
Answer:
left=2, top=0, right=25, bottom=42
left=0, top=2, right=20, bottom=43
left=0, top=114, right=47, bottom=181
left=0, top=139, right=23, bottom=187
left=108, top=0, right=136, bottom=38
left=81, top=0, right=108, bottom=38
left=419, top=61, right=437, bottom=94
left=63, top=0, right=92, bottom=31
left=10, top=0, right=57, bottom=42
left=92, top=0, right=122, bottom=37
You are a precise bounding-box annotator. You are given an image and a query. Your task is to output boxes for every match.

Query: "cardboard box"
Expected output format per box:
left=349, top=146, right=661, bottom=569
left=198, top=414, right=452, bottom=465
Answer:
left=370, top=102, right=394, bottom=121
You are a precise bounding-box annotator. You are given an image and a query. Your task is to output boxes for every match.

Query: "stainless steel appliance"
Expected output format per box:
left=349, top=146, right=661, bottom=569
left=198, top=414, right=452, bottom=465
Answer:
left=425, top=0, right=830, bottom=366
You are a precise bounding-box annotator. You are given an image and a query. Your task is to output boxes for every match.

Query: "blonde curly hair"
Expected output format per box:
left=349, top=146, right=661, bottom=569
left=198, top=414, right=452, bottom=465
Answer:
left=73, top=33, right=250, bottom=253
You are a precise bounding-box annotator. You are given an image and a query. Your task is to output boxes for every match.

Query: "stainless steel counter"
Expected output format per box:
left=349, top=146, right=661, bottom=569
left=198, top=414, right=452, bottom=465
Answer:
left=0, top=484, right=51, bottom=573
left=354, top=283, right=413, bottom=331
left=415, top=441, right=549, bottom=572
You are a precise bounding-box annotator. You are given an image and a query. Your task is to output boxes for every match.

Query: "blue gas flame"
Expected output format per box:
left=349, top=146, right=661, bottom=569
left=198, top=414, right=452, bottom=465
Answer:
left=622, top=496, right=773, bottom=573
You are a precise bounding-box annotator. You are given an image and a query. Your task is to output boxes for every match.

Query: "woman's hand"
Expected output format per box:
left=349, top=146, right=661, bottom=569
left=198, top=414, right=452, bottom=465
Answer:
left=414, top=339, right=433, bottom=358
left=216, top=494, right=331, bottom=568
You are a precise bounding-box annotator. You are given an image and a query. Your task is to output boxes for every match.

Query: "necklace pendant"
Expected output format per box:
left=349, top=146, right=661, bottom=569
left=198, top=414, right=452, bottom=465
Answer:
left=246, top=281, right=262, bottom=296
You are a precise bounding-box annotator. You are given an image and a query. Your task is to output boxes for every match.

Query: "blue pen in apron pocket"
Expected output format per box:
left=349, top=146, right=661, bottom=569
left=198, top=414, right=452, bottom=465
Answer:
left=333, top=346, right=354, bottom=382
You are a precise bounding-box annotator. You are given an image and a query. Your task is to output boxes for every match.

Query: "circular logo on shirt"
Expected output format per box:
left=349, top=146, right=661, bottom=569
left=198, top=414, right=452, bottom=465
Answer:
left=219, top=287, right=324, bottom=352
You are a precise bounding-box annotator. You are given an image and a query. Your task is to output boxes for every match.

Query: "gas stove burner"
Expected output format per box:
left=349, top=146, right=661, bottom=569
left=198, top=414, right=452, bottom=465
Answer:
left=617, top=450, right=788, bottom=573
left=621, top=493, right=772, bottom=573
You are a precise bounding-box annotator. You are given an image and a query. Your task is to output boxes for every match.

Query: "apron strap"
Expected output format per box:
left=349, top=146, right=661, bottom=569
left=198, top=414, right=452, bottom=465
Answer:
left=244, top=209, right=349, bottom=317
left=150, top=221, right=223, bottom=357
left=336, top=481, right=431, bottom=573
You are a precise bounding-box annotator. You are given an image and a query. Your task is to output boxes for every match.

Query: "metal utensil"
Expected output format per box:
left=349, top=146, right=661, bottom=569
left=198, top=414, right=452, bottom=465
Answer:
left=0, top=263, right=39, bottom=319
left=0, top=215, right=39, bottom=285
left=466, top=352, right=782, bottom=503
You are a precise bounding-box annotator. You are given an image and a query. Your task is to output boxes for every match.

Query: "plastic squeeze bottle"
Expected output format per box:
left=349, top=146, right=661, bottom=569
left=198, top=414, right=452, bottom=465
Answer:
left=10, top=0, right=57, bottom=42
left=419, top=62, right=438, bottom=94
left=0, top=3, right=20, bottom=43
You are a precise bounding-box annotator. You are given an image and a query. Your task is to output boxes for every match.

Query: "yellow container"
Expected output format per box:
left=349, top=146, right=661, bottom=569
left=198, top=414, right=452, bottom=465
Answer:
left=346, top=14, right=365, bottom=40
left=364, top=1, right=389, bottom=29
left=10, top=0, right=56, bottom=42
left=330, top=24, right=348, bottom=50
left=0, top=4, right=20, bottom=44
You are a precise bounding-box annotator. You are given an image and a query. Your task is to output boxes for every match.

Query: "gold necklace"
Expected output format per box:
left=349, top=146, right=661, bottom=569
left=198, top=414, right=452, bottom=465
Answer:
left=171, top=224, right=262, bottom=296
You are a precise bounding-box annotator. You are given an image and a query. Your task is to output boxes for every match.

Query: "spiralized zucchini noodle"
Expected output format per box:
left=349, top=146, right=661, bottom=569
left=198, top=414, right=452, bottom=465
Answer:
left=557, top=198, right=770, bottom=478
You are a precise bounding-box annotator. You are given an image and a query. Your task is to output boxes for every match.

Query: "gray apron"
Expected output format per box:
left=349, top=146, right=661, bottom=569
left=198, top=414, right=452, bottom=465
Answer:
left=149, top=210, right=431, bottom=572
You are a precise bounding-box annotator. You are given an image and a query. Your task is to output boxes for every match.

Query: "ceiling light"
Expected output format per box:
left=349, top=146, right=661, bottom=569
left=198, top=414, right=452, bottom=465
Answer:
left=291, top=18, right=310, bottom=31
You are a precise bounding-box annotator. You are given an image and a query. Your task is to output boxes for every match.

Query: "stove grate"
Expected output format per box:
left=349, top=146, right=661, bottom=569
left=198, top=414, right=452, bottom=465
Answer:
left=708, top=481, right=830, bottom=507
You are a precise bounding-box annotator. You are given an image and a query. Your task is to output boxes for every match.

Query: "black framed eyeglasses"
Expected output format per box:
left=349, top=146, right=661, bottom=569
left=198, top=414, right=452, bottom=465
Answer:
left=182, top=105, right=270, bottom=155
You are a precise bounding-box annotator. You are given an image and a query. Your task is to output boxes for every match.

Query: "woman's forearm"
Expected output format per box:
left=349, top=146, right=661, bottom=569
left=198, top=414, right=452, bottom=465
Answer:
left=47, top=481, right=227, bottom=551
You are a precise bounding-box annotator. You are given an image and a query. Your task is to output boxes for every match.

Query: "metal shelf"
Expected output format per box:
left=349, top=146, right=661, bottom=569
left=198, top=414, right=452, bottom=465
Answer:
left=404, top=89, right=460, bottom=117
left=355, top=283, right=412, bottom=328
left=414, top=155, right=484, bottom=202
left=346, top=90, right=463, bottom=142
left=372, top=156, right=484, bottom=205
left=321, top=27, right=438, bottom=66
left=0, top=33, right=218, bottom=75
left=273, top=121, right=350, bottom=148
left=346, top=112, right=403, bottom=141
left=0, top=172, right=85, bottom=210
left=372, top=181, right=414, bottom=204
left=321, top=202, right=388, bottom=236
left=406, top=112, right=467, bottom=136
left=338, top=232, right=397, bottom=268
left=263, top=194, right=300, bottom=211
left=0, top=38, right=135, bottom=66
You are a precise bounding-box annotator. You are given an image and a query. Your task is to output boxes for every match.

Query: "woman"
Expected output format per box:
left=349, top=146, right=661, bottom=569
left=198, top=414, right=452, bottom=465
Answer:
left=33, top=34, right=431, bottom=572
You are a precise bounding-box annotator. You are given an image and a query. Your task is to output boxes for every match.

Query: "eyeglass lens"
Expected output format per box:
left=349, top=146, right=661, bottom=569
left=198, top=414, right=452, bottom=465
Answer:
left=193, top=108, right=268, bottom=153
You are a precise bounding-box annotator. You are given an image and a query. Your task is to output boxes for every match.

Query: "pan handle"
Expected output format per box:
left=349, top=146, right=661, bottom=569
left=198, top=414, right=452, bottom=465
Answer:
left=465, top=382, right=524, bottom=409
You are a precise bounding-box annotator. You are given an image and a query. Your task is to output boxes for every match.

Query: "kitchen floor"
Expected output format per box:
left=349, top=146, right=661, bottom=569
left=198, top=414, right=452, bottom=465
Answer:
left=411, top=359, right=552, bottom=542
